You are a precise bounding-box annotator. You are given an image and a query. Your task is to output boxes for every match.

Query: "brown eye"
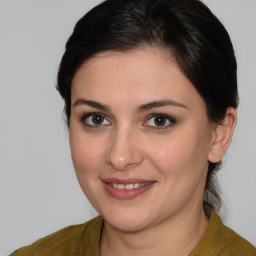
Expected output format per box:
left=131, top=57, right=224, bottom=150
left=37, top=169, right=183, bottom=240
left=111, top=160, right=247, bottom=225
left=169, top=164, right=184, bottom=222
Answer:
left=81, top=113, right=111, bottom=127
left=92, top=114, right=104, bottom=124
left=144, top=114, right=176, bottom=129
left=154, top=116, right=167, bottom=126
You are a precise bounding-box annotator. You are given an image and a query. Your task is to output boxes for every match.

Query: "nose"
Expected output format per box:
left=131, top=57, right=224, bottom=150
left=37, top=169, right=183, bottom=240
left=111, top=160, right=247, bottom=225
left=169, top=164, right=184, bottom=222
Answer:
left=105, top=128, right=144, bottom=171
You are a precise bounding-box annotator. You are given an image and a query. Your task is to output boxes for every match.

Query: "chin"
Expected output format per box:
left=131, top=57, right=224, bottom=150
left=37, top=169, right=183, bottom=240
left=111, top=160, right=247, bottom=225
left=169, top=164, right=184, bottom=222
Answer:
left=100, top=206, right=156, bottom=233
left=106, top=218, right=150, bottom=233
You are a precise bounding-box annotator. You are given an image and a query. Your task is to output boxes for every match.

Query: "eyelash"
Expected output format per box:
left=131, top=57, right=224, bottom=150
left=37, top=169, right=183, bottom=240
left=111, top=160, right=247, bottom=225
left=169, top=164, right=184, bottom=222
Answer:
left=80, top=112, right=111, bottom=128
left=79, top=113, right=176, bottom=129
left=143, top=113, right=176, bottom=129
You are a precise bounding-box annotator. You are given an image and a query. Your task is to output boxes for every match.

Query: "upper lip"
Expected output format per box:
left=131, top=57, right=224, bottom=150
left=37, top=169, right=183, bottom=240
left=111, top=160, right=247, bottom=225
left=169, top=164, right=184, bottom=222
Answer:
left=101, top=178, right=156, bottom=185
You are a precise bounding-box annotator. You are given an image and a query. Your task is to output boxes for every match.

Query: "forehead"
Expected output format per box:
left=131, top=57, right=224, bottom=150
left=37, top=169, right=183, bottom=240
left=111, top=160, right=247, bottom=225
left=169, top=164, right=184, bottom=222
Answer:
left=73, top=46, right=173, bottom=77
left=71, top=47, right=205, bottom=111
left=73, top=47, right=174, bottom=86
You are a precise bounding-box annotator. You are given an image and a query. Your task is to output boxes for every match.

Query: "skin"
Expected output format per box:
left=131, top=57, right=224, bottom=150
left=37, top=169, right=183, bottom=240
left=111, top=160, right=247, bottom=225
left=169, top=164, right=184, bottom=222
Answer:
left=69, top=47, right=236, bottom=256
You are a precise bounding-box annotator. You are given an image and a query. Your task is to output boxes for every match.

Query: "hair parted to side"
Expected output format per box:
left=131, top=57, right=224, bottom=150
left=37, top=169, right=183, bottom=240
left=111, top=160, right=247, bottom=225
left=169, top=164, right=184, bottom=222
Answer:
left=56, top=0, right=238, bottom=212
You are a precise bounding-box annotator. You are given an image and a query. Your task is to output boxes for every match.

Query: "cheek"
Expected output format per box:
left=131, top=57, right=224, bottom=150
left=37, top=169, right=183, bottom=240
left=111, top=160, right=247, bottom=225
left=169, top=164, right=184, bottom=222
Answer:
left=69, top=128, right=104, bottom=177
left=69, top=131, right=106, bottom=206
left=145, top=127, right=211, bottom=177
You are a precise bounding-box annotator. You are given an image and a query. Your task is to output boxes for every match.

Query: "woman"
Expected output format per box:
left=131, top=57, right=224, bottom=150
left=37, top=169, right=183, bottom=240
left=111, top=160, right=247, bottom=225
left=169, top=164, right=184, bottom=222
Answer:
left=11, top=0, right=256, bottom=255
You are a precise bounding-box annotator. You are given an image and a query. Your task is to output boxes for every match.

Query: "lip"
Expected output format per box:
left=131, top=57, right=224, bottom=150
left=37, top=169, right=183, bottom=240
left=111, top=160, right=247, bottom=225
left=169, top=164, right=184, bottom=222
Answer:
left=101, top=178, right=156, bottom=200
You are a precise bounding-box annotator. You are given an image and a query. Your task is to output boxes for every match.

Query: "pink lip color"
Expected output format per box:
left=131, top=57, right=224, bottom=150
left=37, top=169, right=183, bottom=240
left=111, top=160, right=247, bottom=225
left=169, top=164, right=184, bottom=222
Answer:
left=101, top=178, right=155, bottom=200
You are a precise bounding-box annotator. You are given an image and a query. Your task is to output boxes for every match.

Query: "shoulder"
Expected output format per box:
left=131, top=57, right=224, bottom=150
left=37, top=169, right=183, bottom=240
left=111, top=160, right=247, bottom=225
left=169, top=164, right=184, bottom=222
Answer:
left=218, top=223, right=256, bottom=255
left=190, top=211, right=256, bottom=256
left=10, top=216, right=103, bottom=256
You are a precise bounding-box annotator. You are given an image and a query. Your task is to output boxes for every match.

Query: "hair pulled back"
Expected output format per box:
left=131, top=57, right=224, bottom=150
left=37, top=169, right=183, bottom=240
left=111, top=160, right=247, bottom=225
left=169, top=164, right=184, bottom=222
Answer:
left=57, top=0, right=238, bottom=211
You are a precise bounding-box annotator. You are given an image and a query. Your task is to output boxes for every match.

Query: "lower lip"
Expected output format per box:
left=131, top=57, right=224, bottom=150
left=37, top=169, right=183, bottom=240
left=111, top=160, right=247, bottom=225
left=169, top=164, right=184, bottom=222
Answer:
left=102, top=182, right=155, bottom=200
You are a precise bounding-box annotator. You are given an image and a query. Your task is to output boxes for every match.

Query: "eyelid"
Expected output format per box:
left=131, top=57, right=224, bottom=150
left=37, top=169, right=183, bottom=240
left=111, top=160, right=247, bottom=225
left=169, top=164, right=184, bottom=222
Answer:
left=80, top=112, right=111, bottom=127
left=143, top=113, right=176, bottom=129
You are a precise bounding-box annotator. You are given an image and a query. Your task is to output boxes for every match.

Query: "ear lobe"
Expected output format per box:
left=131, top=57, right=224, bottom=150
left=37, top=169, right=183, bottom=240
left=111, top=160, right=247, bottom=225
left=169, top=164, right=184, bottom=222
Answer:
left=208, top=107, right=237, bottom=163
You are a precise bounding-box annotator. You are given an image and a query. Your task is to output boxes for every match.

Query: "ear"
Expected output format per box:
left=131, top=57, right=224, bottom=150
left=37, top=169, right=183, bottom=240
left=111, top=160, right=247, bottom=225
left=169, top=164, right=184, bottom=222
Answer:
left=208, top=107, right=237, bottom=163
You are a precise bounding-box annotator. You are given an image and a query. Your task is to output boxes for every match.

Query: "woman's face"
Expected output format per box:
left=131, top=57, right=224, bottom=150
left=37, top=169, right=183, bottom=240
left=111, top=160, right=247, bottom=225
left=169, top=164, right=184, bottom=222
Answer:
left=69, top=47, right=215, bottom=232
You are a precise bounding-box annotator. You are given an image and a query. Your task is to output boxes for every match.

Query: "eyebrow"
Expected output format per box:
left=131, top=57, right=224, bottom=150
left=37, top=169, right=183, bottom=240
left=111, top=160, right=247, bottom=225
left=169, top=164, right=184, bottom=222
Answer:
left=137, top=100, right=188, bottom=112
left=73, top=99, right=111, bottom=113
left=73, top=98, right=188, bottom=113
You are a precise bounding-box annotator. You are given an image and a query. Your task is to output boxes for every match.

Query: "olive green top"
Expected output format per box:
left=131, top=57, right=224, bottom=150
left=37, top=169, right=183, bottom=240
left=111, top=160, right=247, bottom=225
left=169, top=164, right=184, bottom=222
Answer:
left=11, top=211, right=255, bottom=256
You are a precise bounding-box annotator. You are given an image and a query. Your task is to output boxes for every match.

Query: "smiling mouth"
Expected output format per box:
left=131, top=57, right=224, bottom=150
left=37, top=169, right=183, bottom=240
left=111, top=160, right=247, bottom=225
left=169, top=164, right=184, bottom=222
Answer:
left=102, top=179, right=155, bottom=200
left=108, top=183, right=150, bottom=190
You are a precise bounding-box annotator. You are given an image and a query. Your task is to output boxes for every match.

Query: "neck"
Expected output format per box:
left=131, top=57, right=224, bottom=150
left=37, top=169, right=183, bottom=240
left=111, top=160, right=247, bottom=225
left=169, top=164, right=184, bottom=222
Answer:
left=100, top=205, right=209, bottom=256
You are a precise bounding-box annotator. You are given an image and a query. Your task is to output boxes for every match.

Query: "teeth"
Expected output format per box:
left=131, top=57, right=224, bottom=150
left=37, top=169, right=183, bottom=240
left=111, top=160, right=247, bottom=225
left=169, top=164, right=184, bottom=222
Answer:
left=111, top=183, right=149, bottom=190
left=117, top=184, right=124, bottom=189
left=133, top=183, right=140, bottom=189
left=125, top=184, right=133, bottom=190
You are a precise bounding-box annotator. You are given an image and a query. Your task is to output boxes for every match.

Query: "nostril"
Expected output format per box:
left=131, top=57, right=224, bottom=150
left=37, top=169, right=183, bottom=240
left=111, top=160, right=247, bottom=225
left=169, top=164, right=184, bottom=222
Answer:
left=105, top=147, right=144, bottom=171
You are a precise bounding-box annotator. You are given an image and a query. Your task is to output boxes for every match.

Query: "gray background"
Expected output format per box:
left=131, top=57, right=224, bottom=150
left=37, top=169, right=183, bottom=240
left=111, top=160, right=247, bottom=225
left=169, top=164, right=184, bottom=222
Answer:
left=0, top=0, right=255, bottom=255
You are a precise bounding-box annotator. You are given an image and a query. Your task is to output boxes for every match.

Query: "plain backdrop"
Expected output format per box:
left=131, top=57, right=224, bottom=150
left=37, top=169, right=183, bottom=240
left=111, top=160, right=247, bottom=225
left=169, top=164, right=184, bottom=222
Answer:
left=0, top=0, right=255, bottom=255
